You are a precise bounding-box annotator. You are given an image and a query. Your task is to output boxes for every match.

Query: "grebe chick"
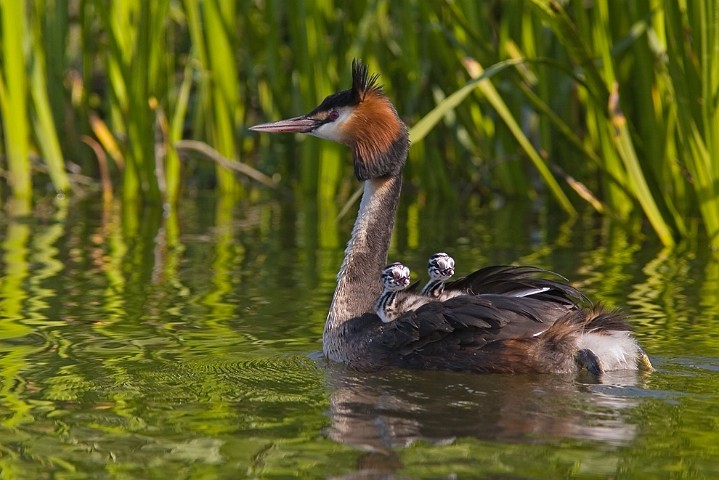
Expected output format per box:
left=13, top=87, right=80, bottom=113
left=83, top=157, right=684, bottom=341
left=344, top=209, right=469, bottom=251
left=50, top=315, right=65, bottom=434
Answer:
left=421, top=252, right=455, bottom=298
left=375, top=262, right=412, bottom=323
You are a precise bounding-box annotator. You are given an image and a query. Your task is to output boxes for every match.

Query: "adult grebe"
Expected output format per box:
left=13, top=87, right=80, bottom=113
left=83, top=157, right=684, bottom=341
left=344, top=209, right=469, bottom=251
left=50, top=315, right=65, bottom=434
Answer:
left=250, top=60, right=651, bottom=374
left=375, top=262, right=412, bottom=323
left=421, top=252, right=455, bottom=298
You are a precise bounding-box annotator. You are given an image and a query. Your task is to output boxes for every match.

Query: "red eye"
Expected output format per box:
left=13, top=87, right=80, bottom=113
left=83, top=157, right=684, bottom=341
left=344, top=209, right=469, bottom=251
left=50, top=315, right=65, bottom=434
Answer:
left=328, top=110, right=340, bottom=121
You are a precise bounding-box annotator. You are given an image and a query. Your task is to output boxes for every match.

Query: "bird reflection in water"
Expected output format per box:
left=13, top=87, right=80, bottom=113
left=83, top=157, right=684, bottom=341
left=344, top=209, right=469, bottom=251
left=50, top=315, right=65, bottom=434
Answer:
left=323, top=364, right=647, bottom=453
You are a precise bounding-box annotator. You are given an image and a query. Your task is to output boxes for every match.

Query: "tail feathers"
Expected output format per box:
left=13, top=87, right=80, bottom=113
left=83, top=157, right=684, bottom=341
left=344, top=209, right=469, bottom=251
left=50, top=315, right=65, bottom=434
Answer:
left=582, top=306, right=631, bottom=332
left=543, top=306, right=651, bottom=374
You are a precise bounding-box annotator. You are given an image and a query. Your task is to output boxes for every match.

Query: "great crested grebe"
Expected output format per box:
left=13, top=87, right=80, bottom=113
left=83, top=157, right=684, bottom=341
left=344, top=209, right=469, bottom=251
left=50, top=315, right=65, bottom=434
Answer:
left=250, top=60, right=651, bottom=375
left=375, top=262, right=412, bottom=323
left=421, top=252, right=455, bottom=298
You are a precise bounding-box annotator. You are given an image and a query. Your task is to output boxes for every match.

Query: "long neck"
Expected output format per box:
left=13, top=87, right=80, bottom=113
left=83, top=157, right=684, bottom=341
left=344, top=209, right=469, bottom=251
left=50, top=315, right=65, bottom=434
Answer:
left=421, top=279, right=444, bottom=297
left=323, top=174, right=402, bottom=352
left=374, top=290, right=398, bottom=323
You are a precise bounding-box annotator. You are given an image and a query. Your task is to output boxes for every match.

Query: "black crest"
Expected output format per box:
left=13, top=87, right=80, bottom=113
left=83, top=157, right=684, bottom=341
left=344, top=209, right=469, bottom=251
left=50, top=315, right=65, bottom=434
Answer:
left=307, top=59, right=385, bottom=116
left=351, top=59, right=383, bottom=103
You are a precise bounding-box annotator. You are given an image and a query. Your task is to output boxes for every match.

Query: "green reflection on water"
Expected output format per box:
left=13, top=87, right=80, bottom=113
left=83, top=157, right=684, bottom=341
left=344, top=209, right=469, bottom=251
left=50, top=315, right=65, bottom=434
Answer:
left=1, top=222, right=36, bottom=435
left=0, top=189, right=718, bottom=478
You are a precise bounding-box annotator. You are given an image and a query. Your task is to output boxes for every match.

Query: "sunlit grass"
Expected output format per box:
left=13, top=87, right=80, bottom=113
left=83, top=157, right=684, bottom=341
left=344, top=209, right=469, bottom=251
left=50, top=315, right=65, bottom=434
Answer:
left=0, top=0, right=717, bottom=247
left=0, top=0, right=32, bottom=214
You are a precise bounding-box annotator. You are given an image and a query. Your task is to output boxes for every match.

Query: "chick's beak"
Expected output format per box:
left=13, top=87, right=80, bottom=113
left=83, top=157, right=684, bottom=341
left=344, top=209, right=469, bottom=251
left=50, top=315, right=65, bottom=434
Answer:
left=249, top=115, right=320, bottom=134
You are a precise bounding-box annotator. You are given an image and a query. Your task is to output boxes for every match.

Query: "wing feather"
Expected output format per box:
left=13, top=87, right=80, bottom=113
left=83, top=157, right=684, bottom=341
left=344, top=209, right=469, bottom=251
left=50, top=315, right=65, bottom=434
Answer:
left=443, top=265, right=586, bottom=304
left=374, top=294, right=575, bottom=358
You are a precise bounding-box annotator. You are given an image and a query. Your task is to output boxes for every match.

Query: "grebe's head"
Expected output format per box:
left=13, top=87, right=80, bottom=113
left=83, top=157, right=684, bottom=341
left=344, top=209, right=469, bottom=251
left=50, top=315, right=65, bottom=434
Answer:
left=250, top=60, right=409, bottom=180
left=427, top=252, right=455, bottom=281
left=380, top=262, right=411, bottom=292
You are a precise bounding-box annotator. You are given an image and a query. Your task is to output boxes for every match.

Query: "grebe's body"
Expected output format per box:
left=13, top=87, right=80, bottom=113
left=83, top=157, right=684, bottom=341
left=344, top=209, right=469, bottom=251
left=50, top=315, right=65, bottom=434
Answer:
left=251, top=61, right=651, bottom=375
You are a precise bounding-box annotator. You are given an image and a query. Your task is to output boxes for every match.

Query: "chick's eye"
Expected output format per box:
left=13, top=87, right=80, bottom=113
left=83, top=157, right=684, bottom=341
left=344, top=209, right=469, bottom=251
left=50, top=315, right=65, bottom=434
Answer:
left=328, top=110, right=340, bottom=121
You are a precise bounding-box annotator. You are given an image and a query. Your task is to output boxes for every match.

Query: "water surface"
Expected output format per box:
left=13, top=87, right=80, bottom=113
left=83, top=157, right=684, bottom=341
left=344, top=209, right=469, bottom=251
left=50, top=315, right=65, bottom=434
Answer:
left=0, top=189, right=718, bottom=479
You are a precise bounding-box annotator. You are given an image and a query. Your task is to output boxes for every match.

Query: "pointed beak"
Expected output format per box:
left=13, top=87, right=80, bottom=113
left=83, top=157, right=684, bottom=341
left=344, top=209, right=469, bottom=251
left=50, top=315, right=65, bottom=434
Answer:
left=249, top=116, right=320, bottom=134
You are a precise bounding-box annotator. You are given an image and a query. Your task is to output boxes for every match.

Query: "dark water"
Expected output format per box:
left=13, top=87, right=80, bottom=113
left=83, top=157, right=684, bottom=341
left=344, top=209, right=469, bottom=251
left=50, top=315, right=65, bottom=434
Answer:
left=1, top=188, right=718, bottom=479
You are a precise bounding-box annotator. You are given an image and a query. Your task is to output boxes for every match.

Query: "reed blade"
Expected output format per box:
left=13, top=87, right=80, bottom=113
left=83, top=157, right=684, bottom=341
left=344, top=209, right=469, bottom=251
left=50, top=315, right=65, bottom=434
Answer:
left=0, top=0, right=31, bottom=213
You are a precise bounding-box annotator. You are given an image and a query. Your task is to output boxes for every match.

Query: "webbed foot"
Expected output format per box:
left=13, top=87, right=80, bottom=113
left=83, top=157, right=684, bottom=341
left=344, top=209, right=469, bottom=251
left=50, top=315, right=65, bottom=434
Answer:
left=576, top=348, right=603, bottom=376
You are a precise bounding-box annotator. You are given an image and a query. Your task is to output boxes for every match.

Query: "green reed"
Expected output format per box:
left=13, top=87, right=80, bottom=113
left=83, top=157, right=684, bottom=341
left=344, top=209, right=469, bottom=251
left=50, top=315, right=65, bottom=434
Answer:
left=30, top=0, right=70, bottom=197
left=665, top=0, right=719, bottom=246
left=530, top=0, right=674, bottom=244
left=91, top=1, right=168, bottom=204
left=188, top=0, right=241, bottom=197
left=0, top=0, right=717, bottom=247
left=0, top=0, right=32, bottom=214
